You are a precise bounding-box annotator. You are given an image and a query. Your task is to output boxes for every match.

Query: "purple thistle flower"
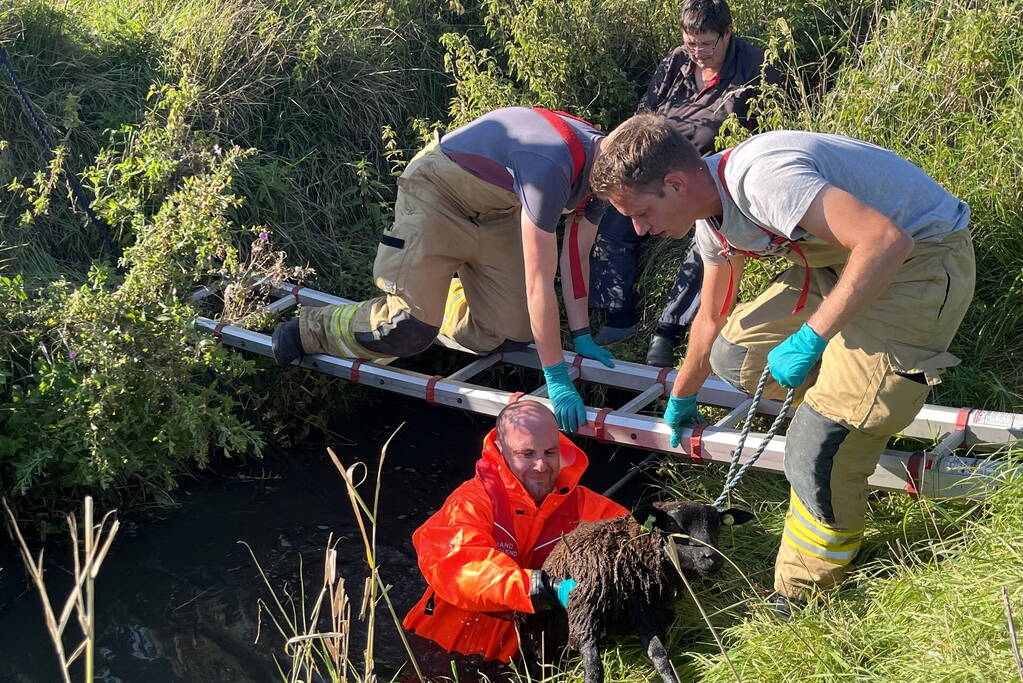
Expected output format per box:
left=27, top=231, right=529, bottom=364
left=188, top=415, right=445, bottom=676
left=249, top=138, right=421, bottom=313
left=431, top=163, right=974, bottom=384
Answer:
left=259, top=231, right=269, bottom=243
left=68, top=350, right=79, bottom=360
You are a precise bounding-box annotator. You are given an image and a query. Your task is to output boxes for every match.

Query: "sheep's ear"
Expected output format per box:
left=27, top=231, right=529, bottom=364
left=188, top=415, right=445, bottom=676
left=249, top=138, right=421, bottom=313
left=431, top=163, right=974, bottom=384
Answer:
left=631, top=505, right=670, bottom=531
left=718, top=508, right=756, bottom=527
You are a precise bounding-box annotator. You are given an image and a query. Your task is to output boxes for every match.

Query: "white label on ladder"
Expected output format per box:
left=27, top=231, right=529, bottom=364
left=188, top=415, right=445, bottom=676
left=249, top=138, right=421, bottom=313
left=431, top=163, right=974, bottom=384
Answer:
left=971, top=410, right=1017, bottom=430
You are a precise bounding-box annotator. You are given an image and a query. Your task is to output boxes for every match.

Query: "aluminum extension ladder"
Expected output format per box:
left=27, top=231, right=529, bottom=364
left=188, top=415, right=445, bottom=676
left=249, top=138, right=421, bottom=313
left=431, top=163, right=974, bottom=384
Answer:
left=193, top=281, right=1022, bottom=499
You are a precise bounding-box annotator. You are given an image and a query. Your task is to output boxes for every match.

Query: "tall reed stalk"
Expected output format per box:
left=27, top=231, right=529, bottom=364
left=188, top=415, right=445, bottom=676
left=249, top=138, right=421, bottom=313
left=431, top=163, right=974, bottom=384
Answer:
left=2, top=496, right=119, bottom=683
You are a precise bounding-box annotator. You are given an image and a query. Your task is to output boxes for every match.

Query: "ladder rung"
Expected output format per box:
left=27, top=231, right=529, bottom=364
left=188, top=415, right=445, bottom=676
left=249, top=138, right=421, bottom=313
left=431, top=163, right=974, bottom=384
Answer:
left=618, top=384, right=665, bottom=415
left=446, top=354, right=502, bottom=382
left=715, top=398, right=755, bottom=429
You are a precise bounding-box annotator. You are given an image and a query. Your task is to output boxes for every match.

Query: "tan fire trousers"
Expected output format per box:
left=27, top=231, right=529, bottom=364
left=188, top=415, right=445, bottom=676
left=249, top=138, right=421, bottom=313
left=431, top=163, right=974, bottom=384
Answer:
left=709, top=228, right=975, bottom=599
left=299, top=139, right=533, bottom=360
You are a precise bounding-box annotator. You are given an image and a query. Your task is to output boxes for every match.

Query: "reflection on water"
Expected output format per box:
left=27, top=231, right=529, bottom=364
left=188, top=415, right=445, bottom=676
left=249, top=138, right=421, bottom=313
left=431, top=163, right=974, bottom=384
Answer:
left=0, top=394, right=643, bottom=682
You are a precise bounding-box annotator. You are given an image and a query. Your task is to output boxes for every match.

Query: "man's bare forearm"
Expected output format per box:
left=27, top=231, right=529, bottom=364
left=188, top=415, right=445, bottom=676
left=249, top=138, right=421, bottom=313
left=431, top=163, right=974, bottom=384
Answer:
left=670, top=309, right=725, bottom=398
left=806, top=233, right=913, bottom=340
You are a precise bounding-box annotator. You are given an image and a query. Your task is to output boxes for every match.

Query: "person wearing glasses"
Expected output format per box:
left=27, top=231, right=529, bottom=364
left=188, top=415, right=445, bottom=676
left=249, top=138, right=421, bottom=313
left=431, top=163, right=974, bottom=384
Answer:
left=589, top=0, right=779, bottom=366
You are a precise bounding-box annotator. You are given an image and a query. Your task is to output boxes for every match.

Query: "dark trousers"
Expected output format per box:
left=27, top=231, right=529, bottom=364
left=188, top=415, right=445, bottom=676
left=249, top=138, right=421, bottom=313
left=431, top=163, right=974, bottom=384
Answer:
left=589, top=207, right=703, bottom=340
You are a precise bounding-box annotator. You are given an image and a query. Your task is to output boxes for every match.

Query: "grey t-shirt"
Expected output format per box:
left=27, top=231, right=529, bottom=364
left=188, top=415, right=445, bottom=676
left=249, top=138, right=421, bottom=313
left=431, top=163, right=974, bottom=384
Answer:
left=440, top=107, right=608, bottom=232
left=694, top=130, right=970, bottom=264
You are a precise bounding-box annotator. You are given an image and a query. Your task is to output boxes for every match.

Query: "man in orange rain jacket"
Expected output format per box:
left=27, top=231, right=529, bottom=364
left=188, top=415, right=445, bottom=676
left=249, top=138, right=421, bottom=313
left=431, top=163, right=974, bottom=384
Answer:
left=403, top=400, right=628, bottom=665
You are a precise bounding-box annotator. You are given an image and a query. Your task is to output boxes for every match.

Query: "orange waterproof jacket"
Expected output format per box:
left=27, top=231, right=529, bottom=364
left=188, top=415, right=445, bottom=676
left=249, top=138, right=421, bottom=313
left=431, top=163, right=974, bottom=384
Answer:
left=402, top=429, right=627, bottom=662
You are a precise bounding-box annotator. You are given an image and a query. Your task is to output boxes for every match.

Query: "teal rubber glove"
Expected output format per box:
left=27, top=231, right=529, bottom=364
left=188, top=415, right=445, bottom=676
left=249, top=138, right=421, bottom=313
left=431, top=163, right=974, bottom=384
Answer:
left=543, top=361, right=587, bottom=432
left=556, top=577, right=577, bottom=608
left=663, top=394, right=705, bottom=448
left=572, top=333, right=616, bottom=368
left=767, top=323, right=828, bottom=389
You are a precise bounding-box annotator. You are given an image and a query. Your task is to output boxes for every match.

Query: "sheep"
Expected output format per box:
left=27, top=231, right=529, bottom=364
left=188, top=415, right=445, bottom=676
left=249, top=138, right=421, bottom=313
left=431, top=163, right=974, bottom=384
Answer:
left=519, top=501, right=754, bottom=683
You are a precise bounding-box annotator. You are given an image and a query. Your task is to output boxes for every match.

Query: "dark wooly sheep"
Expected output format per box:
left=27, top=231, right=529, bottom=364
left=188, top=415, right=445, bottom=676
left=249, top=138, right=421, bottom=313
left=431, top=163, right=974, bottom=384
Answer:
left=519, top=501, right=754, bottom=683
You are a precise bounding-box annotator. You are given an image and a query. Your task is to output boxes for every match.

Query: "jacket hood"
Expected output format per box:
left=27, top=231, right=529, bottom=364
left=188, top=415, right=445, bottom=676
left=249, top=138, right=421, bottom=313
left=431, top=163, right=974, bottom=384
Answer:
left=479, top=428, right=589, bottom=505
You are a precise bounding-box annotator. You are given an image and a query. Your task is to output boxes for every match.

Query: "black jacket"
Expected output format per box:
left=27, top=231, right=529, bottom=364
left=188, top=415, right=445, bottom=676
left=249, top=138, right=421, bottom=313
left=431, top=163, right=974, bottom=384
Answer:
left=636, top=36, right=780, bottom=155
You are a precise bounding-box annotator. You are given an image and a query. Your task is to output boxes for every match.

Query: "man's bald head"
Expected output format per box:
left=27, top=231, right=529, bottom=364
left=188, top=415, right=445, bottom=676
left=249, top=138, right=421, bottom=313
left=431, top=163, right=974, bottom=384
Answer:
left=494, top=401, right=561, bottom=504
left=496, top=400, right=558, bottom=441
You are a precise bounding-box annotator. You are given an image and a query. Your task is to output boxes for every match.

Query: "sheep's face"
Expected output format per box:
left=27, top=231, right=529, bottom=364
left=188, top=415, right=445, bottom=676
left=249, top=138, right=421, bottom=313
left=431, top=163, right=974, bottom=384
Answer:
left=636, top=502, right=755, bottom=574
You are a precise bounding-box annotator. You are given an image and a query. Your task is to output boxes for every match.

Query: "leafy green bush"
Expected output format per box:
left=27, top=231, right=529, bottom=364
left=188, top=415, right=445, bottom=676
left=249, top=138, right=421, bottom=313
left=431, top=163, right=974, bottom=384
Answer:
left=0, top=81, right=263, bottom=500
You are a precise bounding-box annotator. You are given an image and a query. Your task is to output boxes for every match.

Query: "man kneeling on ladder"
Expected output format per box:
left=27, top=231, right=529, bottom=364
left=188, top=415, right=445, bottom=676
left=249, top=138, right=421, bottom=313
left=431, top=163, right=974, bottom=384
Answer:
left=271, top=107, right=616, bottom=432
left=589, top=115, right=975, bottom=616
left=402, top=400, right=626, bottom=673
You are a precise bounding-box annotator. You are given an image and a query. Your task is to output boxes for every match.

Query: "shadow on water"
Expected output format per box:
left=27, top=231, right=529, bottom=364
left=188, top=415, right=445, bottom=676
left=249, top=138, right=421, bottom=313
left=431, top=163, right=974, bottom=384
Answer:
left=0, top=393, right=651, bottom=682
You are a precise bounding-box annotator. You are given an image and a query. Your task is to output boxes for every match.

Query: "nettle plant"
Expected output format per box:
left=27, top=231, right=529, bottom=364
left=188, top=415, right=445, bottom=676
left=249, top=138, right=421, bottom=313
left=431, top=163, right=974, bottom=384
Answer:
left=0, top=82, right=269, bottom=501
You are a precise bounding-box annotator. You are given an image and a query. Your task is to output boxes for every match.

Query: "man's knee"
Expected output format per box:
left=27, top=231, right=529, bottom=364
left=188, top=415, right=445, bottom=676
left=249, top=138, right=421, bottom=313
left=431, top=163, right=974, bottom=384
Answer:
left=356, top=314, right=438, bottom=357
left=709, top=334, right=747, bottom=392
left=783, top=403, right=851, bottom=525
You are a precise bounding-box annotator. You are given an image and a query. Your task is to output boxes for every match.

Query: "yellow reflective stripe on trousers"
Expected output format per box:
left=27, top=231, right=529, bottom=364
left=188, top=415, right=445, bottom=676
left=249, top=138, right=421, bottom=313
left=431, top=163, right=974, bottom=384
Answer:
left=783, top=492, right=862, bottom=565
left=329, top=302, right=367, bottom=358
left=790, top=492, right=863, bottom=542
left=440, top=289, right=466, bottom=338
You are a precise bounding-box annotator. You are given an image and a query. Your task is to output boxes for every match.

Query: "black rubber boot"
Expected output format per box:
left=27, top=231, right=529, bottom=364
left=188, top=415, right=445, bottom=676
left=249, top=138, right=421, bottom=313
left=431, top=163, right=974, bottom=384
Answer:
left=645, top=334, right=677, bottom=367
left=271, top=318, right=304, bottom=366
left=766, top=591, right=806, bottom=620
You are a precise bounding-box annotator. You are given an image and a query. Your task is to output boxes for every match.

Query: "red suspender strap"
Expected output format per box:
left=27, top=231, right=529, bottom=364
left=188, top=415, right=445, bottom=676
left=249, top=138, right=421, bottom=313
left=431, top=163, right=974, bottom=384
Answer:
left=656, top=367, right=672, bottom=398
left=688, top=422, right=707, bottom=461
left=955, top=408, right=972, bottom=432
left=530, top=107, right=586, bottom=184
left=715, top=147, right=809, bottom=315
left=711, top=227, right=738, bottom=318
left=568, top=204, right=588, bottom=299
left=425, top=375, right=442, bottom=405
left=787, top=243, right=810, bottom=314
left=531, top=107, right=593, bottom=300
left=594, top=407, right=612, bottom=443
left=349, top=359, right=363, bottom=385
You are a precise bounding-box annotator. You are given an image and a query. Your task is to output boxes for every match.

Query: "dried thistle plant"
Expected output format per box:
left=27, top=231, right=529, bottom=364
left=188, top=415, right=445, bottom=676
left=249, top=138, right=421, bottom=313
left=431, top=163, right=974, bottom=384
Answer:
left=220, top=231, right=315, bottom=325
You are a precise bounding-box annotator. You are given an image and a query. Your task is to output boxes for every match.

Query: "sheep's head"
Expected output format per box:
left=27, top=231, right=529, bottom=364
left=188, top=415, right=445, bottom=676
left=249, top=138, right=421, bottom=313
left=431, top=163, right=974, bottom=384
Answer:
left=632, top=501, right=755, bottom=574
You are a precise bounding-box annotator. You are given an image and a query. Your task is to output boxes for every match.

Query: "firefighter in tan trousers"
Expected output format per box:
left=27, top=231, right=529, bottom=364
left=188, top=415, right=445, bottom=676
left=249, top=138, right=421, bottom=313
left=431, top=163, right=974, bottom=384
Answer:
left=589, top=114, right=975, bottom=616
left=271, top=107, right=617, bottom=432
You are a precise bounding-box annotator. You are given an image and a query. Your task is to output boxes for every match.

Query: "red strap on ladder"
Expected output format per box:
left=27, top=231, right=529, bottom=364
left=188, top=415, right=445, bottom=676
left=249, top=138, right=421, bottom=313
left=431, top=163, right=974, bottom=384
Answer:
left=905, top=451, right=931, bottom=496
left=656, top=367, right=672, bottom=398
left=213, top=322, right=227, bottom=340
left=714, top=148, right=810, bottom=317
left=570, top=353, right=585, bottom=375
left=349, top=359, right=363, bottom=385
left=594, top=407, right=612, bottom=443
left=955, top=408, right=972, bottom=432
left=688, top=423, right=707, bottom=461
left=425, top=375, right=443, bottom=405
left=289, top=284, right=304, bottom=303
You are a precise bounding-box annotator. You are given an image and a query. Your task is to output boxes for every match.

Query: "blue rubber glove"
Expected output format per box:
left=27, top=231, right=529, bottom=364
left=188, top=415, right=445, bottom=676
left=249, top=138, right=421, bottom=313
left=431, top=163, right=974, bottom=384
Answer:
left=767, top=323, right=828, bottom=389
left=572, top=333, right=616, bottom=368
left=556, top=577, right=577, bottom=608
left=543, top=361, right=587, bottom=432
left=663, top=394, right=705, bottom=448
